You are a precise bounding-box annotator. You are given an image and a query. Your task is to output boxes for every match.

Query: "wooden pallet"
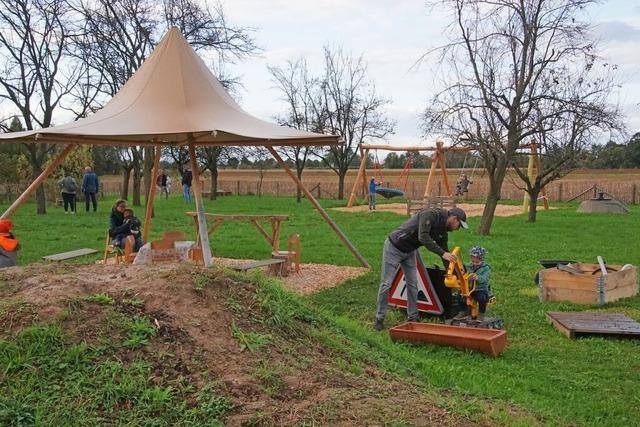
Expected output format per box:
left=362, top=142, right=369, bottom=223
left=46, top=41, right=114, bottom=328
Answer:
left=546, top=311, right=640, bottom=339
left=43, top=248, right=98, bottom=262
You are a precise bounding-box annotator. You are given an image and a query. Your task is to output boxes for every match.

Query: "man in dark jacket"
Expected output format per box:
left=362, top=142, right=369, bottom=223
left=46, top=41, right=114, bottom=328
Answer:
left=181, top=168, right=193, bottom=203
left=82, top=166, right=100, bottom=212
left=374, top=206, right=468, bottom=330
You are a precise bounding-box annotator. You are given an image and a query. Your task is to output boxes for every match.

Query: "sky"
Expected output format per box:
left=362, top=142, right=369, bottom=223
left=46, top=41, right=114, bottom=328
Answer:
left=223, top=0, right=640, bottom=147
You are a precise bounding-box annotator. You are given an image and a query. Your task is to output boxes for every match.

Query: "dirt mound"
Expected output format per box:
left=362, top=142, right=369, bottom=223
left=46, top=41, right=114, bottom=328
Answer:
left=333, top=202, right=532, bottom=217
left=0, top=263, right=469, bottom=426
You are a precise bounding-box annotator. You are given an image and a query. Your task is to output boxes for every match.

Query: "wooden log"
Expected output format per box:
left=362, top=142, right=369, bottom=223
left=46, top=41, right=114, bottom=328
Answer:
left=143, top=144, right=161, bottom=243
left=1, top=144, right=77, bottom=219
left=267, top=146, right=370, bottom=269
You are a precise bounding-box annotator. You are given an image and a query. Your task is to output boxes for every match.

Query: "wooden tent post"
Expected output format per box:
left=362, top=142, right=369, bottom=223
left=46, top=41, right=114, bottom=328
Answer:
left=142, top=144, right=161, bottom=242
left=1, top=144, right=77, bottom=219
left=347, top=148, right=369, bottom=207
left=267, top=146, right=370, bottom=269
left=188, top=137, right=213, bottom=267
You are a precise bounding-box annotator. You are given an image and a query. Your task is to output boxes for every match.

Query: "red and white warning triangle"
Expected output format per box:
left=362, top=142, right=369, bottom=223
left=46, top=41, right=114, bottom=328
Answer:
left=388, top=252, right=444, bottom=315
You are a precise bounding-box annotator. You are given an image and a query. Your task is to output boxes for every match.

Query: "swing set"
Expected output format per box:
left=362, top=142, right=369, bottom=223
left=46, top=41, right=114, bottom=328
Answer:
left=347, top=140, right=471, bottom=208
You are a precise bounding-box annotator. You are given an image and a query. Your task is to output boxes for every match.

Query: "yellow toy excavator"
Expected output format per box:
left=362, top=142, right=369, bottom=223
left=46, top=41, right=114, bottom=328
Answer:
left=444, top=246, right=501, bottom=329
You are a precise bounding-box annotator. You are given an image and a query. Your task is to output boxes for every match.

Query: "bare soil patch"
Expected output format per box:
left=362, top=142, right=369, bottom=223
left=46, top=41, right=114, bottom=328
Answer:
left=0, top=263, right=471, bottom=426
left=332, top=202, right=531, bottom=217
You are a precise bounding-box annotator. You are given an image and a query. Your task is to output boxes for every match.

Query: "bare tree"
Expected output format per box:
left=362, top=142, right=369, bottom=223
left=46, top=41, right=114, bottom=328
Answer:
left=0, top=0, right=86, bottom=214
left=423, top=0, right=621, bottom=234
left=316, top=47, right=394, bottom=199
left=269, top=58, right=321, bottom=202
left=197, top=146, right=225, bottom=199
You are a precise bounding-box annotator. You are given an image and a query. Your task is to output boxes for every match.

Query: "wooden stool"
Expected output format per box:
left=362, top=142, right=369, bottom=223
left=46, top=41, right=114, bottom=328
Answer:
left=270, top=251, right=291, bottom=276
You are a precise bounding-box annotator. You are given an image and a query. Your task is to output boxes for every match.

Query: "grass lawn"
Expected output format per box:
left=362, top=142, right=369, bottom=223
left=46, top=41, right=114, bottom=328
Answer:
left=3, top=195, right=640, bottom=425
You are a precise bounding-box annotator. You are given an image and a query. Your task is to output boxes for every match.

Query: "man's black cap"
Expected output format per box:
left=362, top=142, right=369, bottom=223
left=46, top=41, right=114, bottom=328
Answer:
left=449, top=207, right=468, bottom=229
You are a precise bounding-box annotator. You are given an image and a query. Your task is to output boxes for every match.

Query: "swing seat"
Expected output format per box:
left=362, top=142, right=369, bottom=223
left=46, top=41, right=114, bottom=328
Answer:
left=376, top=188, right=404, bottom=199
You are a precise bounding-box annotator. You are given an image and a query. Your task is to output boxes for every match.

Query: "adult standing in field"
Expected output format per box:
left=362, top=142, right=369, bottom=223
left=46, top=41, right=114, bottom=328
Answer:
left=156, top=169, right=169, bottom=199
left=182, top=167, right=193, bottom=203
left=57, top=171, right=78, bottom=214
left=374, top=207, right=468, bottom=331
left=82, top=166, right=99, bottom=212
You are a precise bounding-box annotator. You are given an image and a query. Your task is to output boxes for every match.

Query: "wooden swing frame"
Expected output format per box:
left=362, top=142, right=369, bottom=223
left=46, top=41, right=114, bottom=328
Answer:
left=347, top=141, right=471, bottom=207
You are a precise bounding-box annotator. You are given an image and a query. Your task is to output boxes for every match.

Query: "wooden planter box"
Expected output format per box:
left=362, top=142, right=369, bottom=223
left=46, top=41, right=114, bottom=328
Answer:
left=538, top=263, right=638, bottom=305
left=389, top=322, right=507, bottom=357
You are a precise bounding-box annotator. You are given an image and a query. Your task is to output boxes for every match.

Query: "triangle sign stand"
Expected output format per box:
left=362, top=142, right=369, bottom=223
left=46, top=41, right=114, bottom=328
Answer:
left=388, top=252, right=444, bottom=315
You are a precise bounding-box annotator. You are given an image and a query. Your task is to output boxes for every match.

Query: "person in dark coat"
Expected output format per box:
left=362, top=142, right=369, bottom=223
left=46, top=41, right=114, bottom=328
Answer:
left=58, top=172, right=78, bottom=214
left=82, top=166, right=100, bottom=212
left=374, top=207, right=468, bottom=331
left=156, top=169, right=169, bottom=199
left=182, top=167, right=193, bottom=203
left=108, top=199, right=129, bottom=249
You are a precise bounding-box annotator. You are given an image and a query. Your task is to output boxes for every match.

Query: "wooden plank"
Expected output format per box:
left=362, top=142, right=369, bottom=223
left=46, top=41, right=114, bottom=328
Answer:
left=546, top=311, right=640, bottom=339
left=185, top=212, right=289, bottom=221
left=232, top=258, right=285, bottom=271
left=43, top=248, right=98, bottom=261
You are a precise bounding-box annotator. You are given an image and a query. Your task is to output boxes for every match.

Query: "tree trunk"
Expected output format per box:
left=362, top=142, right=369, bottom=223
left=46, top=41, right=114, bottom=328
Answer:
left=527, top=186, right=540, bottom=223
left=296, top=169, right=303, bottom=203
left=477, top=159, right=508, bottom=235
left=210, top=168, right=218, bottom=200
left=132, top=164, right=142, bottom=206
left=121, top=167, right=132, bottom=200
left=32, top=165, right=47, bottom=215
left=337, top=169, right=347, bottom=199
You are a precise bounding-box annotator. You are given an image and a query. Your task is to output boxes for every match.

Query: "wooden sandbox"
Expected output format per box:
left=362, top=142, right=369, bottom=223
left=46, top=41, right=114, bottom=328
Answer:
left=538, top=263, right=638, bottom=305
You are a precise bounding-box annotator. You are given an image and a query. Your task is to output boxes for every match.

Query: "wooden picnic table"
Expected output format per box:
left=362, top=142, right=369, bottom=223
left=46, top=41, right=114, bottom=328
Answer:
left=185, top=212, right=289, bottom=252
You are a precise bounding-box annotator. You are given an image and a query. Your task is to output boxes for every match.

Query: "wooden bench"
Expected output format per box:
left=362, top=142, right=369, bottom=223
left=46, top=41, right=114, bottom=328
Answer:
left=186, top=212, right=289, bottom=252
left=407, top=196, right=456, bottom=215
left=231, top=258, right=285, bottom=272
left=43, top=248, right=98, bottom=262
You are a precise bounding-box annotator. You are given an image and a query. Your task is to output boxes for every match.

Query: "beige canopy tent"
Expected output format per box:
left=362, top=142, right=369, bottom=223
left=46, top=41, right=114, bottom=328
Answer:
left=0, top=28, right=369, bottom=268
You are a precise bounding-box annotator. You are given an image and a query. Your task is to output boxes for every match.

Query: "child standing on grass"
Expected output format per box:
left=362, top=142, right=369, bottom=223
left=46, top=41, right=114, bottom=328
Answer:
left=466, top=246, right=491, bottom=319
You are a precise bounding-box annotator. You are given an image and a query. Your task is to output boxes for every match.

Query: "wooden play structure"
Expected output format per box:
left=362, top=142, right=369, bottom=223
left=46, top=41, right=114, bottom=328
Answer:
left=520, top=142, right=549, bottom=213
left=0, top=28, right=369, bottom=269
left=347, top=140, right=470, bottom=208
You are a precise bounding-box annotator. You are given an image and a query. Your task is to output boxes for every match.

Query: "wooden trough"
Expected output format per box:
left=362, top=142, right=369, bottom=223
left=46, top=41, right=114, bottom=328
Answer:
left=538, top=263, right=637, bottom=305
left=389, top=322, right=507, bottom=357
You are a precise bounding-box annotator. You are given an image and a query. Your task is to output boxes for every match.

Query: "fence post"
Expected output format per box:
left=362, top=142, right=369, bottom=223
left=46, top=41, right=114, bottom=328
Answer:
left=276, top=182, right=279, bottom=197
left=316, top=182, right=321, bottom=199
left=437, top=181, right=442, bottom=196
left=632, top=183, right=637, bottom=205
left=558, top=182, right=563, bottom=202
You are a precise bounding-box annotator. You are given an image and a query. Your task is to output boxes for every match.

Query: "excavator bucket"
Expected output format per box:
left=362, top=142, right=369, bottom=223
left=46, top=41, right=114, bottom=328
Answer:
left=389, top=322, right=507, bottom=357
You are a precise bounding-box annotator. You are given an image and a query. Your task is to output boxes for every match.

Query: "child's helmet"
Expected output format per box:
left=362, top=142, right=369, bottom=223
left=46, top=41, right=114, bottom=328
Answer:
left=469, top=246, right=486, bottom=258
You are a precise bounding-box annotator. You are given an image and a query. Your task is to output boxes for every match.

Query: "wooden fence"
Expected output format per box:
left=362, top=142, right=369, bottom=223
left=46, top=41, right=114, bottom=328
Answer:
left=2, top=173, right=639, bottom=205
